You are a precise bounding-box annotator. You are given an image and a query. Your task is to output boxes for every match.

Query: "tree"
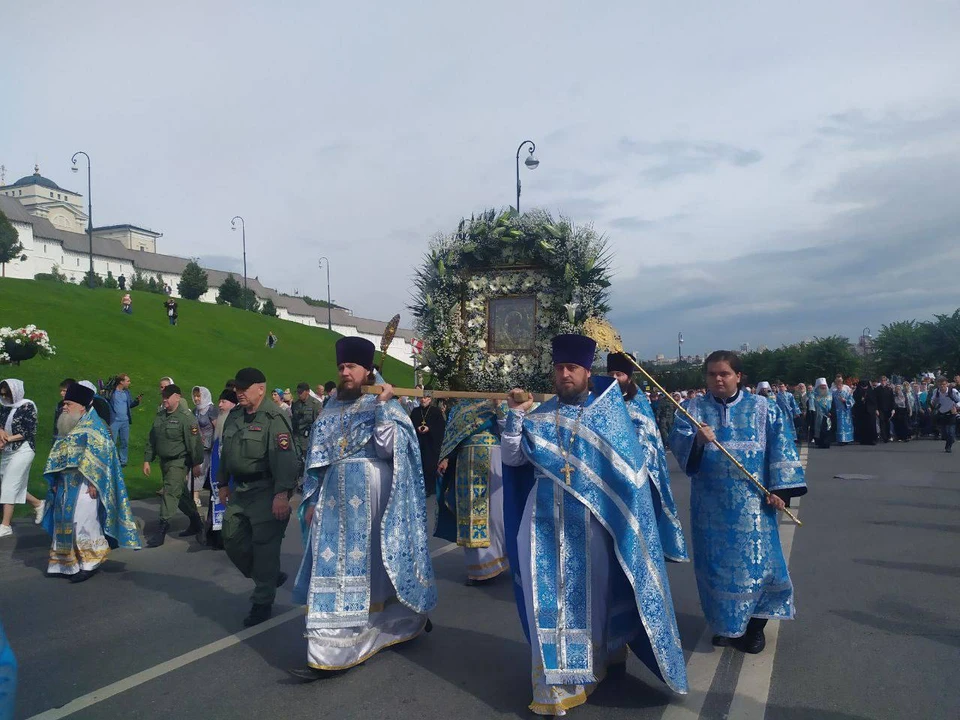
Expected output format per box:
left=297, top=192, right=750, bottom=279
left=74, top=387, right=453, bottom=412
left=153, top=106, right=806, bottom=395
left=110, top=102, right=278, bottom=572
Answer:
left=926, top=310, right=960, bottom=376
left=83, top=269, right=104, bottom=288
left=104, top=270, right=119, bottom=289
left=242, top=288, right=260, bottom=313
left=147, top=275, right=159, bottom=293
left=261, top=298, right=278, bottom=317
left=131, top=269, right=151, bottom=291
left=217, top=274, right=243, bottom=306
left=873, top=320, right=933, bottom=378
left=0, top=210, right=24, bottom=278
left=178, top=260, right=209, bottom=300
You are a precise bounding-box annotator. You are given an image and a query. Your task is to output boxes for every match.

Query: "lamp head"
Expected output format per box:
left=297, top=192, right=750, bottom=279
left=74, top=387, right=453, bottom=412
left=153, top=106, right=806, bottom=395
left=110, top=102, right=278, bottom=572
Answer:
left=71, top=163, right=78, bottom=173
left=524, top=153, right=540, bottom=170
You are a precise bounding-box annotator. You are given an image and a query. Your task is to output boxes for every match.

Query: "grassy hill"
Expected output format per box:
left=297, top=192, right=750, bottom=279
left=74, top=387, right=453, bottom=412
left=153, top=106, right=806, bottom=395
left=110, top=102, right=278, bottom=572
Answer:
left=0, top=278, right=413, bottom=502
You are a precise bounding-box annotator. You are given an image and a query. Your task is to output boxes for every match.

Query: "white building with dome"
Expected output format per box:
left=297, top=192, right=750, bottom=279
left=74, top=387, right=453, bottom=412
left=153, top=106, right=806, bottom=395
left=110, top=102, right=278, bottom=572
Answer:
left=0, top=167, right=415, bottom=363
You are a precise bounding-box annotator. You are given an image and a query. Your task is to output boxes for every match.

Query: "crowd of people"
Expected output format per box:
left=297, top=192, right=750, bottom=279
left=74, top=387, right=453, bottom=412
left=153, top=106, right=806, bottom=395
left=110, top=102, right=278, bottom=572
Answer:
left=0, top=339, right=814, bottom=715
left=645, top=373, right=960, bottom=454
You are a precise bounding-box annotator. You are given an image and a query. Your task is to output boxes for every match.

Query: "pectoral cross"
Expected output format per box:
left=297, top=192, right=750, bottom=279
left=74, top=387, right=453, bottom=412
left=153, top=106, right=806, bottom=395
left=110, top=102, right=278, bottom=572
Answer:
left=561, top=463, right=574, bottom=485
left=338, top=436, right=348, bottom=453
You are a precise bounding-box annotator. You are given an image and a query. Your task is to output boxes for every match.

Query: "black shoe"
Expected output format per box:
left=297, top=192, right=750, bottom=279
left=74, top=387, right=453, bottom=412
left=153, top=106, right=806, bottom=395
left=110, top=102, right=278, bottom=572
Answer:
left=464, top=578, right=477, bottom=587
left=178, top=514, right=204, bottom=537
left=146, top=521, right=170, bottom=548
left=424, top=618, right=433, bottom=633
left=70, top=569, right=97, bottom=584
left=287, top=666, right=328, bottom=682
left=243, top=603, right=272, bottom=627
left=276, top=571, right=288, bottom=588
left=711, top=635, right=732, bottom=647
left=733, top=629, right=766, bottom=654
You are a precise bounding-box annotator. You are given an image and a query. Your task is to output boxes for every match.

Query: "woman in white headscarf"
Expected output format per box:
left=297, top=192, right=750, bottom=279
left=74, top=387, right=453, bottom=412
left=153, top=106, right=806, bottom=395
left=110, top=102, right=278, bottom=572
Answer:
left=0, top=379, right=45, bottom=538
left=191, top=386, right=217, bottom=510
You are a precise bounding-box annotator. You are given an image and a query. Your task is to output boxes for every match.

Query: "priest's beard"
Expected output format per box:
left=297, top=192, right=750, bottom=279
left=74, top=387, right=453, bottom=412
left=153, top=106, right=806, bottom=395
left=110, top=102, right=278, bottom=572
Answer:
left=618, top=379, right=638, bottom=401
left=337, top=373, right=375, bottom=402
left=57, top=409, right=84, bottom=436
left=555, top=379, right=590, bottom=405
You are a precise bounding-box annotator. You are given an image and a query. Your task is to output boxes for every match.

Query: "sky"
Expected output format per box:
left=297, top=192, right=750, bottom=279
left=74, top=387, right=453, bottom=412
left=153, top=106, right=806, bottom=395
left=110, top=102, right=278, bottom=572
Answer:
left=3, top=1, right=959, bottom=358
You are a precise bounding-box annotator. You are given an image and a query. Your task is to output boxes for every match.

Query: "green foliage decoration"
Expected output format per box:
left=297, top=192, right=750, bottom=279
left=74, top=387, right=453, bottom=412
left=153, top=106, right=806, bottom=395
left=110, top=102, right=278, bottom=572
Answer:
left=411, top=208, right=612, bottom=392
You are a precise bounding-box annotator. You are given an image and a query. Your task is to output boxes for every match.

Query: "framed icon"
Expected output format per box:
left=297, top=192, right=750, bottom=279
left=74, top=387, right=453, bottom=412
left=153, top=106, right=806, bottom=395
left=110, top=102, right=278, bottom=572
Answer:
left=487, top=296, right=537, bottom=353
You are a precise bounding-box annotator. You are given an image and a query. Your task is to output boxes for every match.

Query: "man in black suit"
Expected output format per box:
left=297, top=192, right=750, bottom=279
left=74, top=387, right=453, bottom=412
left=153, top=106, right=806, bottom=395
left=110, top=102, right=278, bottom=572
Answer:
left=875, top=376, right=895, bottom=443
left=409, top=390, right=445, bottom=497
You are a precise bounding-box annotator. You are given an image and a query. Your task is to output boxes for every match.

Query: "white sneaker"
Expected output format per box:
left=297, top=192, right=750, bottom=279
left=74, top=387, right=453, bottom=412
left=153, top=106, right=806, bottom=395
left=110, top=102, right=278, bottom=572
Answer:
left=34, top=500, right=46, bottom=524
left=0, top=525, right=13, bottom=538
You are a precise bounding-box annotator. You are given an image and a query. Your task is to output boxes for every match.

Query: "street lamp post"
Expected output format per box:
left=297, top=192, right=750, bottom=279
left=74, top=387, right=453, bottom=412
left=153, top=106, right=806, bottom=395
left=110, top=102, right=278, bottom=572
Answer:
left=318, top=257, right=332, bottom=331
left=70, top=152, right=94, bottom=287
left=678, top=331, right=684, bottom=365
left=230, top=216, right=247, bottom=309
left=515, top=140, right=539, bottom=213
left=861, top=326, right=872, bottom=374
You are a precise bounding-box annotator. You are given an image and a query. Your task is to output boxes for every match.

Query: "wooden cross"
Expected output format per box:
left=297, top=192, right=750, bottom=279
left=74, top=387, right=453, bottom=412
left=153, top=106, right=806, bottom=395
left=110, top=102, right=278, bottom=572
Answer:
left=561, top=463, right=574, bottom=485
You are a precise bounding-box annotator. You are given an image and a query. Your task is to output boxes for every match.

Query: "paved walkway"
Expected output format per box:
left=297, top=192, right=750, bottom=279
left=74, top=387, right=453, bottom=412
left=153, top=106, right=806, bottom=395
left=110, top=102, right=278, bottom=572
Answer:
left=2, top=440, right=956, bottom=719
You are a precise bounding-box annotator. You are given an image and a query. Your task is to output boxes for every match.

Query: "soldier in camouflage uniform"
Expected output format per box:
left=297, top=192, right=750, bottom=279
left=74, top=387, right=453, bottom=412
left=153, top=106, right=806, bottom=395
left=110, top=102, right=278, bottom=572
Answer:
left=144, top=384, right=205, bottom=547
left=218, top=367, right=299, bottom=627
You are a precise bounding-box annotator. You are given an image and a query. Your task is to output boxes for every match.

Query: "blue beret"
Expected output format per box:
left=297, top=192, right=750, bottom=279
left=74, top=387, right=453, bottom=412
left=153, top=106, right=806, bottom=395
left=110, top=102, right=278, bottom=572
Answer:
left=551, top=334, right=597, bottom=370
left=336, top=337, right=376, bottom=370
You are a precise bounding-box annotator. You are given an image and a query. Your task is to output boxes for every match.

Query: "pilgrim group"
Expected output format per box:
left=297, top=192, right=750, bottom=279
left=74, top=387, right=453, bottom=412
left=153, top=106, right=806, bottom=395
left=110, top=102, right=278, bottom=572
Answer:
left=0, top=333, right=806, bottom=716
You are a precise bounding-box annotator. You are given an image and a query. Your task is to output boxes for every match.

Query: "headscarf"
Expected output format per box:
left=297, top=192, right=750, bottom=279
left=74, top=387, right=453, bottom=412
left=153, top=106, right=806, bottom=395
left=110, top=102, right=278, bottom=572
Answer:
left=192, top=386, right=213, bottom=411
left=1, top=379, right=35, bottom=435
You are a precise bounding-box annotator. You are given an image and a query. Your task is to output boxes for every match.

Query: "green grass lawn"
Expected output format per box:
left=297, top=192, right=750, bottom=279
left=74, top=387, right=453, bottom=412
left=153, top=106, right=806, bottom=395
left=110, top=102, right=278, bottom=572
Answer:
left=0, top=278, right=413, bottom=503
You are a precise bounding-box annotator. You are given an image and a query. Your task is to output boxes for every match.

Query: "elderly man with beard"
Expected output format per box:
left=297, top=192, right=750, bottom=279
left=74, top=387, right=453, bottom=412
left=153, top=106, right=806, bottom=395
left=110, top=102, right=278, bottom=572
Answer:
left=500, top=335, right=687, bottom=716
left=42, top=382, right=140, bottom=582
left=289, top=338, right=437, bottom=680
left=607, top=352, right=688, bottom=563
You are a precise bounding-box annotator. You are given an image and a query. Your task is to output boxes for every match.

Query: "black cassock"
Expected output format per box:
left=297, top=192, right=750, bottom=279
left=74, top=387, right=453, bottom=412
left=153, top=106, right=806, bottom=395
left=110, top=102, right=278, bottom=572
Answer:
left=409, top=403, right=446, bottom=496
left=852, top=384, right=878, bottom=445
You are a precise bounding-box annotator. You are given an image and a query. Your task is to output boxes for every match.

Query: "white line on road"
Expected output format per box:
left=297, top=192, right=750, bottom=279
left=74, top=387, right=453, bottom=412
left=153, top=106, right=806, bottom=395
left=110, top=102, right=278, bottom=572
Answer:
left=26, top=541, right=459, bottom=720
left=725, top=445, right=807, bottom=720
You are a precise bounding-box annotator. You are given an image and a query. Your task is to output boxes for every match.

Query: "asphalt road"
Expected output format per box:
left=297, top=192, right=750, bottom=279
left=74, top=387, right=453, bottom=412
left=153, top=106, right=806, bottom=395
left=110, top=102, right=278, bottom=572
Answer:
left=2, top=439, right=957, bottom=720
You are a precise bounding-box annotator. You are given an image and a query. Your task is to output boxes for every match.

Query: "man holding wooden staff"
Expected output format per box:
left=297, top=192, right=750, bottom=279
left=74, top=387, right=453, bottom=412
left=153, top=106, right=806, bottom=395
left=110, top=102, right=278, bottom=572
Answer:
left=500, top=334, right=688, bottom=716
left=669, top=350, right=806, bottom=655
left=288, top=337, right=437, bottom=679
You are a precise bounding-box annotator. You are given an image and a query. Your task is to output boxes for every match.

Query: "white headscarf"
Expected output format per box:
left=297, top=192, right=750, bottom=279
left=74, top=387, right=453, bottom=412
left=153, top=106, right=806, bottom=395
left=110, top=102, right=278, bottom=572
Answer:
left=1, top=378, right=36, bottom=435
left=79, top=380, right=97, bottom=392
left=192, top=386, right=213, bottom=411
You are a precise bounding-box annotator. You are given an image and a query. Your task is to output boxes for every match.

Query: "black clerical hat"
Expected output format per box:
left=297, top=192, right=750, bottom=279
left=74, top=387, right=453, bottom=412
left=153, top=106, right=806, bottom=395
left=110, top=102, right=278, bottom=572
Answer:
left=336, top=337, right=376, bottom=370
left=551, top=334, right=597, bottom=370
left=64, top=383, right=95, bottom=407
left=606, top=352, right=637, bottom=376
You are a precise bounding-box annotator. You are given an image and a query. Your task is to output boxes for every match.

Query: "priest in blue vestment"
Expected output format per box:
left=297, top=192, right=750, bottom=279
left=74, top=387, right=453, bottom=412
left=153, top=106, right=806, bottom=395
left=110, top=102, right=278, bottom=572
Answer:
left=669, top=350, right=806, bottom=655
left=501, top=334, right=687, bottom=716
left=831, top=375, right=854, bottom=445
left=436, top=399, right=509, bottom=585
left=289, top=337, right=437, bottom=680
left=606, top=352, right=688, bottom=563
left=42, top=382, right=141, bottom=583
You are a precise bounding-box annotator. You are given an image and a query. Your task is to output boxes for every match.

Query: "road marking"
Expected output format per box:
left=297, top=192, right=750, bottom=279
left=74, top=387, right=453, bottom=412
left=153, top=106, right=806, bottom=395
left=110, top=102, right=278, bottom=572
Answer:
left=725, top=445, right=807, bottom=720
left=26, top=541, right=458, bottom=720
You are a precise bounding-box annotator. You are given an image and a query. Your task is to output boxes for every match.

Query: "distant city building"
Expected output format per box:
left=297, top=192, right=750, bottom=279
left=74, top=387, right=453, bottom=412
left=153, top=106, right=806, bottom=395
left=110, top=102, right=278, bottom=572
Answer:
left=0, top=167, right=414, bottom=363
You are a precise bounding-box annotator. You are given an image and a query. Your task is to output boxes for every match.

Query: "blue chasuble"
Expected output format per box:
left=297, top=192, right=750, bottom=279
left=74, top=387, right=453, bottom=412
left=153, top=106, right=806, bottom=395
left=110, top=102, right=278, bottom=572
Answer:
left=294, top=394, right=437, bottom=628
left=624, top=393, right=689, bottom=563
left=41, top=410, right=141, bottom=551
left=832, top=388, right=854, bottom=443
left=502, top=377, right=687, bottom=693
left=669, top=392, right=805, bottom=637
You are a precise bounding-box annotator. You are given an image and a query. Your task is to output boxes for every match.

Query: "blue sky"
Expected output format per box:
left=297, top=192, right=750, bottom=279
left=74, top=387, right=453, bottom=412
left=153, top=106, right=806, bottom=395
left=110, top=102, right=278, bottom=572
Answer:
left=2, top=1, right=958, bottom=356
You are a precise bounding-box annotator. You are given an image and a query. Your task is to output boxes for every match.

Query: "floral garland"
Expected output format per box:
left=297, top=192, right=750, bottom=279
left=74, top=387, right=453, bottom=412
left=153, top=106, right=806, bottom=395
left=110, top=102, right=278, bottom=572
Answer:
left=411, top=209, right=612, bottom=392
left=0, top=325, right=57, bottom=365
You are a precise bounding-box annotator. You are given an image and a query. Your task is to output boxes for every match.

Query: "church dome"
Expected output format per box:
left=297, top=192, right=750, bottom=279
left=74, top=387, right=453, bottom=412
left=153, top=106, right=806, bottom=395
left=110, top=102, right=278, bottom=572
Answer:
left=6, top=166, right=62, bottom=190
